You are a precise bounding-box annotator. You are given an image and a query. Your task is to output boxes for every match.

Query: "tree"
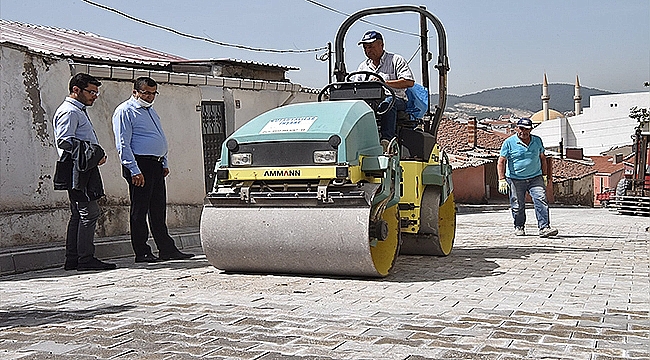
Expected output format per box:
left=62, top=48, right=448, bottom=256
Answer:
left=629, top=106, right=650, bottom=126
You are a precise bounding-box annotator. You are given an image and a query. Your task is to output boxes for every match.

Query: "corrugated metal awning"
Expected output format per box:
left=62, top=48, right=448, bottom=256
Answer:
left=1, top=19, right=187, bottom=66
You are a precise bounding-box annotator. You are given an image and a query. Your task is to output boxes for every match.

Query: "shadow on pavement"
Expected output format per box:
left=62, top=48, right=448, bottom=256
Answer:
left=556, top=234, right=625, bottom=239
left=386, top=244, right=610, bottom=283
left=0, top=255, right=211, bottom=282
left=0, top=305, right=136, bottom=328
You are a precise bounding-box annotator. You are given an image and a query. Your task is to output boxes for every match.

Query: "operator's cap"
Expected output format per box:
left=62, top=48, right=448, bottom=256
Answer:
left=517, top=118, right=533, bottom=129
left=358, top=30, right=383, bottom=45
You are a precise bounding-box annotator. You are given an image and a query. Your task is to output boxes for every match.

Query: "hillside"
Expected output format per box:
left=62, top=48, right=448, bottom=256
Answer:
left=441, top=84, right=613, bottom=119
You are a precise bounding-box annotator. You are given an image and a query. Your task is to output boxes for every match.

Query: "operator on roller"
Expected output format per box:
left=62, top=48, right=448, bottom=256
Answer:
left=497, top=118, right=558, bottom=238
left=356, top=30, right=415, bottom=150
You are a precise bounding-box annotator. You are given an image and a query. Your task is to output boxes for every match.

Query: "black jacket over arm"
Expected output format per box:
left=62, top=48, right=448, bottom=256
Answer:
left=54, top=138, right=105, bottom=201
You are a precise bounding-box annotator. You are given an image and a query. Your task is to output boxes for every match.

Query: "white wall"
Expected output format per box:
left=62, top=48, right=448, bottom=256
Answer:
left=533, top=92, right=650, bottom=156
left=0, top=45, right=317, bottom=248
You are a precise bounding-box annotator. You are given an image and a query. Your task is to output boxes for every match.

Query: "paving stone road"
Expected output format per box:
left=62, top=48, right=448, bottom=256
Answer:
left=0, top=207, right=648, bottom=359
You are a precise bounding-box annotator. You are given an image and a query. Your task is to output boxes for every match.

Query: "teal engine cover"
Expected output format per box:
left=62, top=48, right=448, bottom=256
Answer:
left=219, top=100, right=383, bottom=167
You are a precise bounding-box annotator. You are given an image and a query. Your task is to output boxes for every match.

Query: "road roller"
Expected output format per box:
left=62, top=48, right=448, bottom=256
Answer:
left=200, top=5, right=455, bottom=277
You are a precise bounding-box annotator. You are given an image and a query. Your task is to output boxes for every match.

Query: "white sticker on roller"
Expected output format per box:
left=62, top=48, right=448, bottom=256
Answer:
left=260, top=116, right=317, bottom=134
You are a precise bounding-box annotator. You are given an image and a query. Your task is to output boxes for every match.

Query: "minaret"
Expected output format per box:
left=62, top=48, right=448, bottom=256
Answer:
left=573, top=75, right=582, bottom=115
left=541, top=73, right=550, bottom=122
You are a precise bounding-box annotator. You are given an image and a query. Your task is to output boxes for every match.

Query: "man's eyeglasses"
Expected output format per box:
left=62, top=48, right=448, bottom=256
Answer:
left=82, top=88, right=100, bottom=96
left=137, top=90, right=159, bottom=96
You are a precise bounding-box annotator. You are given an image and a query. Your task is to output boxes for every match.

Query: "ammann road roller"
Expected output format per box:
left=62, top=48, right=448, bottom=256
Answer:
left=200, top=5, right=455, bottom=277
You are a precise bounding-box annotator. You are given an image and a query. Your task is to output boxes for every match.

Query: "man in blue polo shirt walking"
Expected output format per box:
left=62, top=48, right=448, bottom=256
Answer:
left=497, top=118, right=558, bottom=237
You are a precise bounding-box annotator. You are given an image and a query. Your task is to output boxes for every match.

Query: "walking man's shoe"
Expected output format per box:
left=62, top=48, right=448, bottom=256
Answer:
left=514, top=227, right=525, bottom=236
left=135, top=253, right=160, bottom=263
left=159, top=250, right=194, bottom=261
left=539, top=227, right=559, bottom=238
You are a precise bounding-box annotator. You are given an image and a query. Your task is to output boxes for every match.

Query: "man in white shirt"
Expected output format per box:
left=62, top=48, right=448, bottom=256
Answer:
left=356, top=30, right=415, bottom=147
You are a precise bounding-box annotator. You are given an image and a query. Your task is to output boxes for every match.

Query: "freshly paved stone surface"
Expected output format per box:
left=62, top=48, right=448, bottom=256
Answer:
left=0, top=207, right=648, bottom=359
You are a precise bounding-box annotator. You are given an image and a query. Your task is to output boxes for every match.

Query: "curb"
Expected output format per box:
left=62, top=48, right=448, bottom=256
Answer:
left=0, top=227, right=200, bottom=276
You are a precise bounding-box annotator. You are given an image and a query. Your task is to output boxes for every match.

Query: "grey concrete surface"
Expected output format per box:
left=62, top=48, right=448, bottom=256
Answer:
left=0, top=207, right=648, bottom=359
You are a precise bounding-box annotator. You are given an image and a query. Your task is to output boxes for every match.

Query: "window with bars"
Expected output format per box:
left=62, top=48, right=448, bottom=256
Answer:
left=201, top=101, right=226, bottom=193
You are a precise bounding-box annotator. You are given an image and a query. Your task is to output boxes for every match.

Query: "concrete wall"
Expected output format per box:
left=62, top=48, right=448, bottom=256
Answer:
left=0, top=45, right=317, bottom=249
left=553, top=176, right=593, bottom=207
left=452, top=166, right=488, bottom=204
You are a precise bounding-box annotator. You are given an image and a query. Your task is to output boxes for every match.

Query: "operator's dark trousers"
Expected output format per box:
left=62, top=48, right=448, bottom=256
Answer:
left=379, top=96, right=407, bottom=140
left=123, top=157, right=178, bottom=257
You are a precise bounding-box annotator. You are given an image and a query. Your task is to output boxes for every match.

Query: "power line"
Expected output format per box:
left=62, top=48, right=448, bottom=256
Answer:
left=305, top=0, right=420, bottom=37
left=80, top=0, right=327, bottom=54
left=407, top=45, right=421, bottom=65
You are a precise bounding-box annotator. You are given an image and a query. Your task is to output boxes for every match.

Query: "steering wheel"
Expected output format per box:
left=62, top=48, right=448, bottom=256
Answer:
left=318, top=70, right=396, bottom=116
left=345, top=71, right=396, bottom=115
left=345, top=70, right=384, bottom=83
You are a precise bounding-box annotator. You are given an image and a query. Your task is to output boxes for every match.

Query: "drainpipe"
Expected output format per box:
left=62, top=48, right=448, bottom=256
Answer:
left=468, top=116, right=477, bottom=149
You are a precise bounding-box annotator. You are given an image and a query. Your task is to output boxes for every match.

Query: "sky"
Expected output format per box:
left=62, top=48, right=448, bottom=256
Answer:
left=1, top=0, right=649, bottom=95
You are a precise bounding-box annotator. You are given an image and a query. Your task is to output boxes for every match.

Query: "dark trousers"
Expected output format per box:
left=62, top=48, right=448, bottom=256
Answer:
left=65, top=192, right=99, bottom=264
left=379, top=96, right=407, bottom=140
left=123, top=158, right=177, bottom=257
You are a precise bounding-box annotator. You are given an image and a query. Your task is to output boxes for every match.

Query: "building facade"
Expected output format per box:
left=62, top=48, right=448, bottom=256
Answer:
left=533, top=92, right=650, bottom=156
left=0, top=21, right=317, bottom=250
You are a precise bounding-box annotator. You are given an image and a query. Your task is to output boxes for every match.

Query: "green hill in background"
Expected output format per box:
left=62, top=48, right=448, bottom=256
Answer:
left=443, top=83, right=613, bottom=114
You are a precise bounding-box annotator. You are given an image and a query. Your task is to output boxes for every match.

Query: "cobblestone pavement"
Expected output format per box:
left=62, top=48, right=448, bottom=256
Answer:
left=0, top=207, right=648, bottom=360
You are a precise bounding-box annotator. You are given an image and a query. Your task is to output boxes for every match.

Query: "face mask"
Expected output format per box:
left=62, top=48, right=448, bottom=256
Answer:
left=135, top=96, right=154, bottom=108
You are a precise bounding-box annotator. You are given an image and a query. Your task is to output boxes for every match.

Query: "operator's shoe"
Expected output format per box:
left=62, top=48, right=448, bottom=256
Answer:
left=77, top=258, right=117, bottom=271
left=539, top=227, right=559, bottom=238
left=159, top=250, right=194, bottom=261
left=380, top=139, right=390, bottom=153
left=514, top=227, right=525, bottom=236
left=64, top=260, right=77, bottom=271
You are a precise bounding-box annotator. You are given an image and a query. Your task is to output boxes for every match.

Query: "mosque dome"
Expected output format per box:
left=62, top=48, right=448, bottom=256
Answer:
left=530, top=109, right=564, bottom=124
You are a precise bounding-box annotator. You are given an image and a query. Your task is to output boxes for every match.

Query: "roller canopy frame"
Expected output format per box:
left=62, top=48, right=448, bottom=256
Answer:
left=332, top=5, right=449, bottom=139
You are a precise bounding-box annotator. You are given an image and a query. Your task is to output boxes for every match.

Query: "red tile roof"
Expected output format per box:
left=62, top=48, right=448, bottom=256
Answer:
left=551, top=158, right=597, bottom=182
left=589, top=156, right=625, bottom=174
left=437, top=118, right=505, bottom=154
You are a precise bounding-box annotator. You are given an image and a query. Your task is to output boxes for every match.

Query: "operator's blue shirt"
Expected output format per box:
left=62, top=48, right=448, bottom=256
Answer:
left=499, top=134, right=545, bottom=180
left=53, top=98, right=99, bottom=157
left=112, top=96, right=168, bottom=175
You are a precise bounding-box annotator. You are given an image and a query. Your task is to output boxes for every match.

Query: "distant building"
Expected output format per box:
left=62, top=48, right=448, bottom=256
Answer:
left=533, top=92, right=650, bottom=156
left=530, top=74, right=581, bottom=124
left=551, top=157, right=596, bottom=206
left=438, top=118, right=517, bottom=204
left=591, top=155, right=625, bottom=206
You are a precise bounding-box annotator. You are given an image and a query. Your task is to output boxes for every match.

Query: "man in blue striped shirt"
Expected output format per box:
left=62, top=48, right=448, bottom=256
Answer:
left=112, top=77, right=194, bottom=263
